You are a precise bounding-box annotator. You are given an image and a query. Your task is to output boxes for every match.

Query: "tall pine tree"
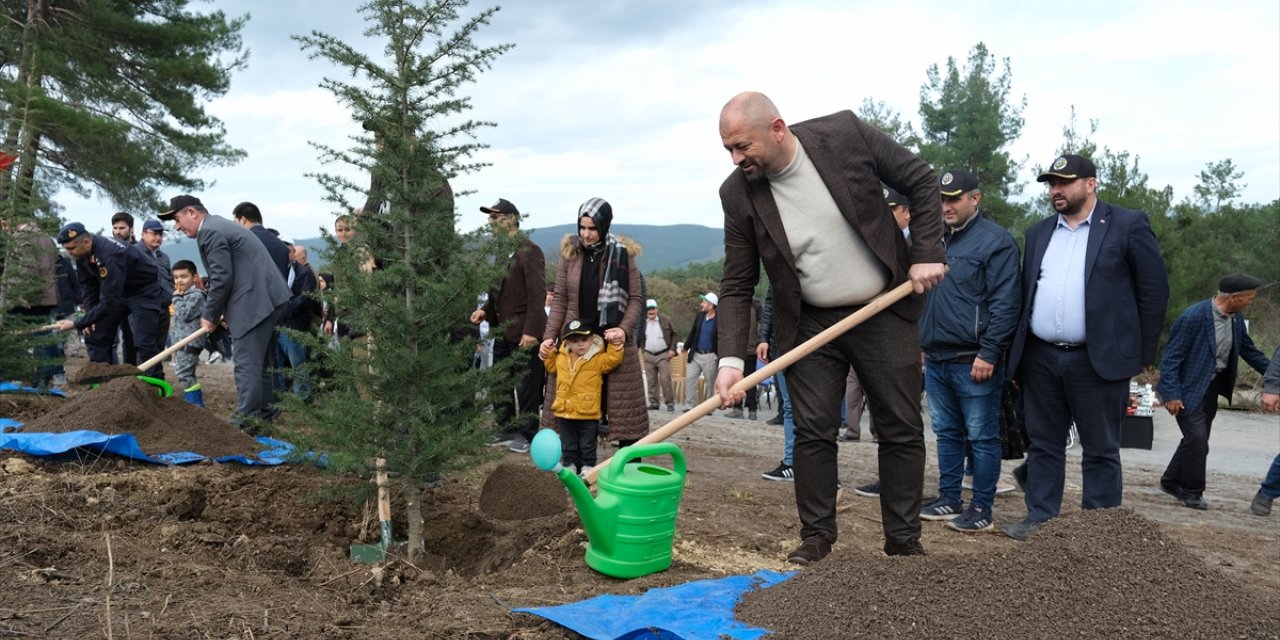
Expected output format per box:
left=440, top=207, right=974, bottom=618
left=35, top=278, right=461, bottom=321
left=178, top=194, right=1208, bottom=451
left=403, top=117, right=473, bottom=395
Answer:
left=917, top=42, right=1027, bottom=230
left=290, top=0, right=515, bottom=562
left=0, top=0, right=247, bottom=217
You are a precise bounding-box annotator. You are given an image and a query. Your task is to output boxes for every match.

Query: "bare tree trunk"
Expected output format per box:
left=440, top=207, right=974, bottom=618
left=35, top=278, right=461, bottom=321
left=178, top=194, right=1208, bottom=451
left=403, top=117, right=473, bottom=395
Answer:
left=402, top=478, right=424, bottom=564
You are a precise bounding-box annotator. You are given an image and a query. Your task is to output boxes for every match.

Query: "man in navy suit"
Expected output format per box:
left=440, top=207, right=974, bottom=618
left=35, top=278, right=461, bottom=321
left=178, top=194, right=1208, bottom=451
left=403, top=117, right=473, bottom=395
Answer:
left=1002, top=154, right=1169, bottom=541
left=1157, top=274, right=1270, bottom=509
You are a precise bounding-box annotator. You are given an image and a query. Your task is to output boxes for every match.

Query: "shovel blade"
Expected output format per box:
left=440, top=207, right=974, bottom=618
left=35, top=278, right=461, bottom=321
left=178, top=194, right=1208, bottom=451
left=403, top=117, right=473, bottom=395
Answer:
left=349, top=542, right=387, bottom=564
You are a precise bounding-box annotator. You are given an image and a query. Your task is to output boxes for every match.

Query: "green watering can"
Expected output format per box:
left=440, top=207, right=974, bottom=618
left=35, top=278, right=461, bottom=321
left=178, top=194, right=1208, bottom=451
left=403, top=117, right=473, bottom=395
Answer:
left=530, top=429, right=686, bottom=579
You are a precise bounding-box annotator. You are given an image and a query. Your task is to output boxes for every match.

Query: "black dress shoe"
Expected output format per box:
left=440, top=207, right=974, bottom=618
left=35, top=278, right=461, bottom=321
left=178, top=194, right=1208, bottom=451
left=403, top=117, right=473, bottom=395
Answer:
left=1182, top=495, right=1209, bottom=510
left=1159, top=482, right=1183, bottom=501
left=767, top=413, right=785, bottom=426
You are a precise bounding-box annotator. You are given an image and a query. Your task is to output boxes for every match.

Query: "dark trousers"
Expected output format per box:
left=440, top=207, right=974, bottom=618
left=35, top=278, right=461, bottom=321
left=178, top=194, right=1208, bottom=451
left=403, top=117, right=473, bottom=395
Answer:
left=1161, top=372, right=1224, bottom=498
left=492, top=338, right=545, bottom=440
left=86, top=301, right=164, bottom=379
left=1021, top=338, right=1129, bottom=522
left=741, top=356, right=759, bottom=410
left=111, top=318, right=137, bottom=365
left=559, top=417, right=599, bottom=469
left=787, top=303, right=924, bottom=546
left=231, top=305, right=286, bottom=426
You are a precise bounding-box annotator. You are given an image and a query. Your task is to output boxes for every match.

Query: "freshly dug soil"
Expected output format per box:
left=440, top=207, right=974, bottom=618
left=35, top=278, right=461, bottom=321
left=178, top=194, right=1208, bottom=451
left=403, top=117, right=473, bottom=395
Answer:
left=0, top=392, right=65, bottom=425
left=24, top=376, right=261, bottom=459
left=1, top=355, right=1277, bottom=639
left=736, top=508, right=1280, bottom=639
left=479, top=461, right=571, bottom=520
left=68, top=362, right=141, bottom=384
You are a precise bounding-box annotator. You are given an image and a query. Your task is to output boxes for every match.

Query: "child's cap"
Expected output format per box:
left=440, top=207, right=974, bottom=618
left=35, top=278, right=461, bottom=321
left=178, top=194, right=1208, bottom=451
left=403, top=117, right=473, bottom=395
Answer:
left=561, top=319, right=596, bottom=340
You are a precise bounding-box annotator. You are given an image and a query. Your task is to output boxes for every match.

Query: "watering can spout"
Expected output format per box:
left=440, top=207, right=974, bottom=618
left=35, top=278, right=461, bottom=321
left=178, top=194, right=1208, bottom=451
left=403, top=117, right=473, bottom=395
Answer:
left=556, top=467, right=616, bottom=555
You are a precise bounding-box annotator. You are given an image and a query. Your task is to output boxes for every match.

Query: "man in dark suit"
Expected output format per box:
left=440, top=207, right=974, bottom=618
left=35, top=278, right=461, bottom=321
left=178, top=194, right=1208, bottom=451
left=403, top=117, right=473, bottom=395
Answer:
left=1157, top=274, right=1270, bottom=509
left=232, top=201, right=291, bottom=281
left=161, top=195, right=291, bottom=428
left=1002, top=154, right=1169, bottom=541
left=470, top=198, right=547, bottom=454
left=713, top=91, right=946, bottom=563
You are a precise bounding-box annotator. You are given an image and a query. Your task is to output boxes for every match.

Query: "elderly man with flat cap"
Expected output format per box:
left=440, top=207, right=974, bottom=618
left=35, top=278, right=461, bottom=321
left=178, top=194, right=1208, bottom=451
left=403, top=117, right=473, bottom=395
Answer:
left=471, top=198, right=547, bottom=454
left=1157, top=273, right=1271, bottom=510
left=53, top=222, right=167, bottom=378
left=160, top=195, right=290, bottom=429
left=1002, top=154, right=1169, bottom=541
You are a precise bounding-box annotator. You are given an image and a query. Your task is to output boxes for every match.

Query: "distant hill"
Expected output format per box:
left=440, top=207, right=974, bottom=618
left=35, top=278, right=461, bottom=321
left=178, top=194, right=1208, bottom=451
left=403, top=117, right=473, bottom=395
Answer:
left=159, top=237, right=331, bottom=276
left=160, top=224, right=723, bottom=275
left=528, top=224, right=723, bottom=272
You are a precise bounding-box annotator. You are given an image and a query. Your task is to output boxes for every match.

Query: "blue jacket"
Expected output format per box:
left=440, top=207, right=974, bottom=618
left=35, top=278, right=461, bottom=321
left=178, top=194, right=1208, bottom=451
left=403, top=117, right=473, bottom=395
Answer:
left=919, top=214, right=1021, bottom=364
left=1156, top=299, right=1271, bottom=412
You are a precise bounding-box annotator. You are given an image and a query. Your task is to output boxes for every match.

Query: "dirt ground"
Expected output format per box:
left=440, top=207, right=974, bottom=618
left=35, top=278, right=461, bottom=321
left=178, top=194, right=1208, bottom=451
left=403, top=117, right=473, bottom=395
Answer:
left=0, top=356, right=1277, bottom=639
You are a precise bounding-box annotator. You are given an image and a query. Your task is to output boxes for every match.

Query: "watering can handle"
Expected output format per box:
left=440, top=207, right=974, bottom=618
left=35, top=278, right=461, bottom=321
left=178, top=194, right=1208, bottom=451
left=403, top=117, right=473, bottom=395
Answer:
left=606, top=442, right=687, bottom=483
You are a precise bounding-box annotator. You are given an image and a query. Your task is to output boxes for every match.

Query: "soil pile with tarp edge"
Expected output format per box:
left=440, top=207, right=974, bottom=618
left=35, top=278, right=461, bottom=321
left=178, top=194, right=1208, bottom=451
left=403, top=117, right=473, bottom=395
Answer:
left=0, top=392, right=65, bottom=424
left=24, top=376, right=262, bottom=459
left=736, top=507, right=1280, bottom=639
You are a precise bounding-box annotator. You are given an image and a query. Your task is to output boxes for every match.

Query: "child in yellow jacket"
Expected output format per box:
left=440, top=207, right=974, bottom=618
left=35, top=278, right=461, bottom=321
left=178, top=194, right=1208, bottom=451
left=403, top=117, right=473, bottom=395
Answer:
left=542, top=319, right=624, bottom=475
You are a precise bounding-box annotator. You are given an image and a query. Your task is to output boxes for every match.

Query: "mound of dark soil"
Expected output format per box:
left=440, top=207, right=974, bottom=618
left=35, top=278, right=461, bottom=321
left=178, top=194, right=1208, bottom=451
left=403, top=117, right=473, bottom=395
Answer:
left=68, top=362, right=141, bottom=384
left=736, top=508, right=1280, bottom=639
left=24, top=377, right=261, bottom=459
left=0, top=392, right=65, bottom=424
left=479, top=461, right=571, bottom=520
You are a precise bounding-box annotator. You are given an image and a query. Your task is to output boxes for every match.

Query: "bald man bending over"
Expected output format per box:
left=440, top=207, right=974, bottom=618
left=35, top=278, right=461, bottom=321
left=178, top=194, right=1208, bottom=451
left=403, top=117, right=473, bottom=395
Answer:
left=713, top=92, right=945, bottom=563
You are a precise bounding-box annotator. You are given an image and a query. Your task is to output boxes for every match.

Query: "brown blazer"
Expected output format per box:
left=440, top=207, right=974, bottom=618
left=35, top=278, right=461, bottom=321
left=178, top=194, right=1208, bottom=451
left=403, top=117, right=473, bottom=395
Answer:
left=483, top=237, right=547, bottom=343
left=716, top=110, right=945, bottom=358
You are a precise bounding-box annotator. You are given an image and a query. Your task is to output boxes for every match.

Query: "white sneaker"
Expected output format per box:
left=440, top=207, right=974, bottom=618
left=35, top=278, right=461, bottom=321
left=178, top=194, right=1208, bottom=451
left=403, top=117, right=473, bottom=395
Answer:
left=996, top=478, right=1017, bottom=494
left=962, top=475, right=974, bottom=490
left=578, top=465, right=594, bottom=480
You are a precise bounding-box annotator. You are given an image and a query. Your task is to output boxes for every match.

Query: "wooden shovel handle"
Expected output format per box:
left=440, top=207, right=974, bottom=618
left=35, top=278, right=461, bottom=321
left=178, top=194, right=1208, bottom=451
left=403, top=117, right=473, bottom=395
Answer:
left=585, top=279, right=916, bottom=485
left=375, top=458, right=391, bottom=523
left=136, top=326, right=210, bottom=372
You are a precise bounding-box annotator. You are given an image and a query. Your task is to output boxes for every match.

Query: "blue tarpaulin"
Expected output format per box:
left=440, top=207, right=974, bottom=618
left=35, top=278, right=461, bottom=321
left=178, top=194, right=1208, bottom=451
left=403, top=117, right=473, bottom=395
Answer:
left=514, top=569, right=794, bottom=640
left=0, top=384, right=295, bottom=465
left=0, top=429, right=296, bottom=465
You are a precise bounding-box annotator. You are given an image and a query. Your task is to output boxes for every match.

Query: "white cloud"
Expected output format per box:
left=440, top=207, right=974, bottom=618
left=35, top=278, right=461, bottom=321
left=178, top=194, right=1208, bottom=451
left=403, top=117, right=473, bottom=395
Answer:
left=54, top=0, right=1280, bottom=238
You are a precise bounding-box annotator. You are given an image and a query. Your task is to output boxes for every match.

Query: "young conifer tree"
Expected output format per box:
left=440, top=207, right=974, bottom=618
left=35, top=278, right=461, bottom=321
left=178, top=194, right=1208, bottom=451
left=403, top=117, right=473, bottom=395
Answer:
left=291, top=0, right=516, bottom=562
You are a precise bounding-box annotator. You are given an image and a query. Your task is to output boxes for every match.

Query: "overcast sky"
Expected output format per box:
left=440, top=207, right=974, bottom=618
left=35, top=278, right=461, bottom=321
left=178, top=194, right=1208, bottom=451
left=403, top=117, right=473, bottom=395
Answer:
left=62, top=0, right=1280, bottom=241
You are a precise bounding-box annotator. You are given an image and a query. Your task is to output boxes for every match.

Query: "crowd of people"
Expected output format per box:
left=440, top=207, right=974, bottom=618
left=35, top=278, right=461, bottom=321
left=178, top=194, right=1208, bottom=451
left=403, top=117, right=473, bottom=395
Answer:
left=4, top=90, right=1277, bottom=567
left=37, top=198, right=319, bottom=429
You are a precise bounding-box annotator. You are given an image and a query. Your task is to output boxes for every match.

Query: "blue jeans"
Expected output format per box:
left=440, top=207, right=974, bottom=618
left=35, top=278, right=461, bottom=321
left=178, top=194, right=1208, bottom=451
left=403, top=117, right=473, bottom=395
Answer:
left=926, top=360, right=1003, bottom=509
left=777, top=369, right=795, bottom=466
left=274, top=330, right=310, bottom=401
left=1262, top=453, right=1280, bottom=500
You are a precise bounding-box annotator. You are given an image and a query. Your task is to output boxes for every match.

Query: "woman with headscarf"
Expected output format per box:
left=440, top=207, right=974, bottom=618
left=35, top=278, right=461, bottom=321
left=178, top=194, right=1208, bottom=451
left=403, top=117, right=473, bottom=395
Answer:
left=539, top=198, right=650, bottom=448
